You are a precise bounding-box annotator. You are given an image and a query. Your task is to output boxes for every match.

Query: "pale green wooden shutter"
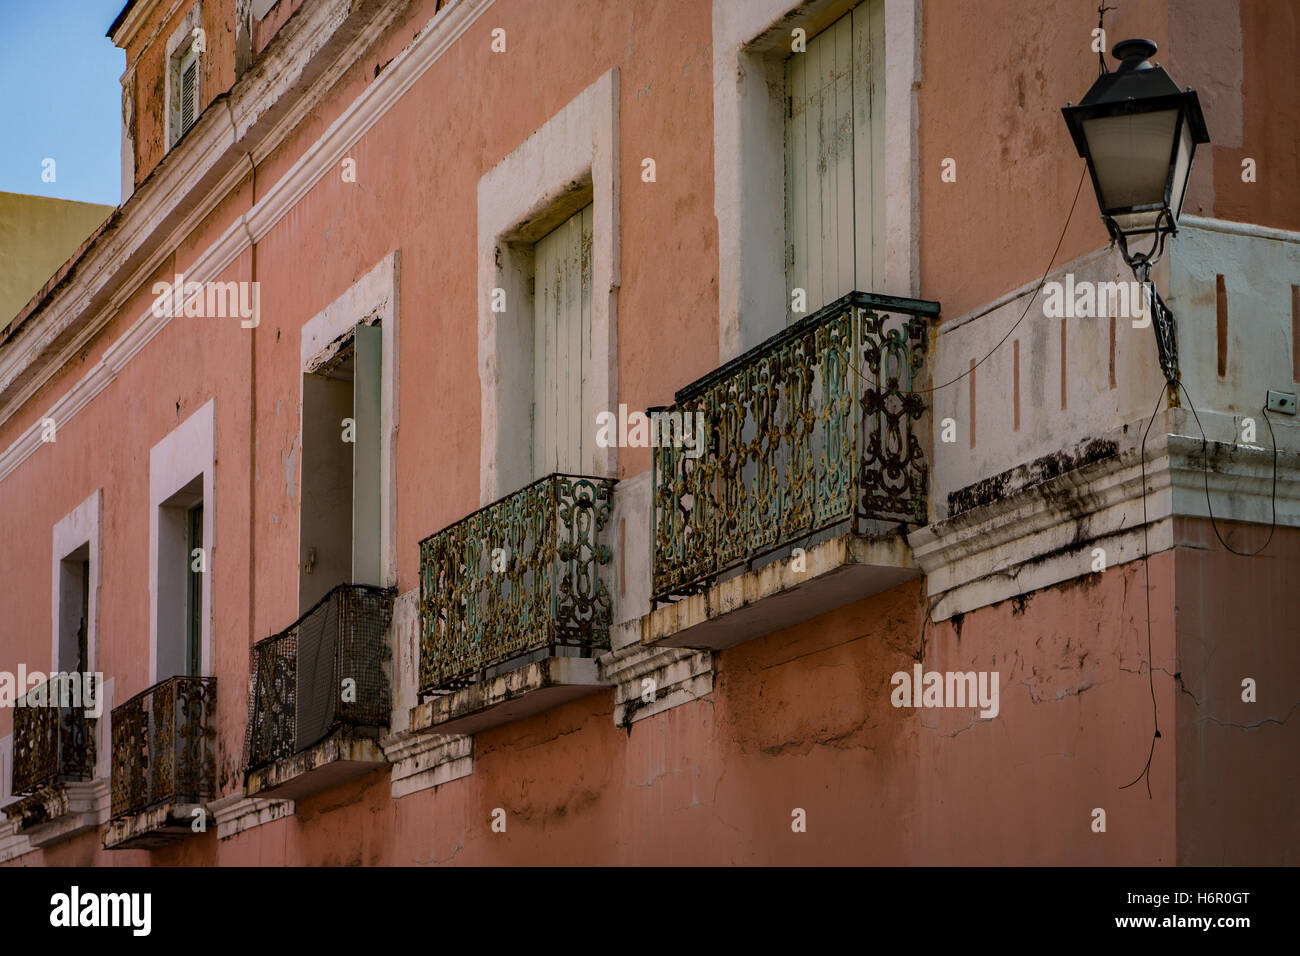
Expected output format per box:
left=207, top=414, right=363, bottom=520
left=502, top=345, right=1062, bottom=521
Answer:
left=351, top=322, right=382, bottom=586
left=786, top=0, right=884, bottom=320
left=533, top=204, right=593, bottom=478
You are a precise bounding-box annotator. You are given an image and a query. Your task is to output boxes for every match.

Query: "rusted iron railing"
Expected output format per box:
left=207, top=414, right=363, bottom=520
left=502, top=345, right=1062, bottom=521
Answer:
left=10, top=675, right=97, bottom=795
left=110, top=675, right=215, bottom=818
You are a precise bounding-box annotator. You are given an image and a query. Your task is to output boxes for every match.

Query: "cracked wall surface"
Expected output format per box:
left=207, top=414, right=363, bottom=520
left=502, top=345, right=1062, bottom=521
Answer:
left=2, top=0, right=1297, bottom=867
left=1173, top=518, right=1300, bottom=865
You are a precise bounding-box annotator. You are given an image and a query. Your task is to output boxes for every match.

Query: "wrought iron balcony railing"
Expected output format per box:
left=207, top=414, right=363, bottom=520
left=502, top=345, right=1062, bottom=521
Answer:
left=110, top=675, right=215, bottom=819
left=10, top=675, right=97, bottom=795
left=243, top=583, right=395, bottom=773
left=418, top=473, right=616, bottom=694
left=651, top=291, right=936, bottom=602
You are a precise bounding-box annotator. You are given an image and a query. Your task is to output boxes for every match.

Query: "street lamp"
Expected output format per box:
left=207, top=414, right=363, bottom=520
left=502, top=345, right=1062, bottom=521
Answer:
left=1062, top=38, right=1210, bottom=386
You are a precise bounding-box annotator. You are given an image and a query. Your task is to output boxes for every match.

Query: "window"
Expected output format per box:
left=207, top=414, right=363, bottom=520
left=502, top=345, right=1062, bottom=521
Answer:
left=532, top=204, right=594, bottom=478
left=185, top=503, right=203, bottom=676
left=158, top=476, right=204, bottom=680
left=57, top=546, right=91, bottom=675
left=166, top=7, right=203, bottom=149
left=476, top=70, right=619, bottom=500
left=149, top=400, right=214, bottom=684
left=51, top=491, right=101, bottom=678
left=785, top=0, right=884, bottom=319
left=299, top=324, right=383, bottom=612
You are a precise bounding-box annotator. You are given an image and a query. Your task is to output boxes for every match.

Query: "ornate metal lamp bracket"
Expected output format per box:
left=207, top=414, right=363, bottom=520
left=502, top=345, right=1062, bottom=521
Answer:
left=1107, top=209, right=1180, bottom=390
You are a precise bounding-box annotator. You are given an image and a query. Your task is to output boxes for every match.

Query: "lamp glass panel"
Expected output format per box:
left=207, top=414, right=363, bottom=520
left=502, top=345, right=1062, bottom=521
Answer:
left=1081, top=108, right=1179, bottom=212
left=1110, top=209, right=1162, bottom=234
left=1168, top=121, right=1195, bottom=222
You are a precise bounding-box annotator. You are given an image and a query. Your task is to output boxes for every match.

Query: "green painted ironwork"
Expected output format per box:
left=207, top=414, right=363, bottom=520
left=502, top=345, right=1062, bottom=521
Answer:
left=418, top=473, right=616, bottom=694
left=651, top=291, right=934, bottom=602
left=10, top=675, right=97, bottom=795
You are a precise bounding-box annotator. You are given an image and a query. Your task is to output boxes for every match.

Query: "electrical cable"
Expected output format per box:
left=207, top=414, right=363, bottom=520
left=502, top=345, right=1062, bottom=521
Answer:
left=843, top=2, right=1112, bottom=399
left=844, top=165, right=1088, bottom=399
left=1120, top=383, right=1170, bottom=799
left=1096, top=6, right=1116, bottom=76
left=1119, top=379, right=1279, bottom=798
left=1176, top=380, right=1279, bottom=557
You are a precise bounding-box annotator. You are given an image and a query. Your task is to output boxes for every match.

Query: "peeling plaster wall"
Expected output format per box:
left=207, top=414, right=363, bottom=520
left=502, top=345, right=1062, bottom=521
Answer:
left=17, top=567, right=1188, bottom=865
left=253, top=0, right=306, bottom=57
left=1167, top=221, right=1300, bottom=417
left=126, top=0, right=239, bottom=187
left=913, top=561, right=1178, bottom=864
left=0, top=0, right=720, bottom=864
left=0, top=0, right=1294, bottom=866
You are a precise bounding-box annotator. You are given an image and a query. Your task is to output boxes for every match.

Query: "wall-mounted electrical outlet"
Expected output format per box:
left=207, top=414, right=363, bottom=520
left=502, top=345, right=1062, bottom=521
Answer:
left=1266, top=390, right=1297, bottom=415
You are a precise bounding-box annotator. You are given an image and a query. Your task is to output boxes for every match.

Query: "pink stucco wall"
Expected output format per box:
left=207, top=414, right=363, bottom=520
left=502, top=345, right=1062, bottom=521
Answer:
left=22, top=559, right=1190, bottom=866
left=1, top=0, right=1295, bottom=865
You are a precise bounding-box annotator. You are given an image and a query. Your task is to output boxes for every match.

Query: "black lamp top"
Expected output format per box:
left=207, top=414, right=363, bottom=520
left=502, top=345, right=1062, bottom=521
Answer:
left=1112, top=38, right=1159, bottom=69
left=1062, top=36, right=1210, bottom=151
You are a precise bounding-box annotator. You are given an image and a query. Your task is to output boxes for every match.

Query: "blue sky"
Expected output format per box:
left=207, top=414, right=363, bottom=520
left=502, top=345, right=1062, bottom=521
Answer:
left=0, top=0, right=127, bottom=206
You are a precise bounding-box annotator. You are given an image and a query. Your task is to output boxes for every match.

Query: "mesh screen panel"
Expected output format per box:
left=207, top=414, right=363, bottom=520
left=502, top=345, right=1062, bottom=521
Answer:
left=244, top=584, right=393, bottom=773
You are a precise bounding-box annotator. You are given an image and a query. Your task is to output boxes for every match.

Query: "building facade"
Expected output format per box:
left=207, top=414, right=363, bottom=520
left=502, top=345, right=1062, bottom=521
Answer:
left=0, top=193, right=114, bottom=332
left=0, top=0, right=1296, bottom=865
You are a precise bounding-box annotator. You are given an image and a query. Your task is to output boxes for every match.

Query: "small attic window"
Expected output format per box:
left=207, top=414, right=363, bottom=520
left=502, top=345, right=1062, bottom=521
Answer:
left=166, top=8, right=203, bottom=149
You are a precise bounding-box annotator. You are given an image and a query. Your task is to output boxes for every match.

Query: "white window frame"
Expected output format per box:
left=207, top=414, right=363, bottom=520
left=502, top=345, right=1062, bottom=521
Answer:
left=148, top=399, right=215, bottom=684
left=50, top=489, right=102, bottom=675
left=477, top=69, right=621, bottom=503
left=298, top=250, right=401, bottom=597
left=712, top=0, right=920, bottom=360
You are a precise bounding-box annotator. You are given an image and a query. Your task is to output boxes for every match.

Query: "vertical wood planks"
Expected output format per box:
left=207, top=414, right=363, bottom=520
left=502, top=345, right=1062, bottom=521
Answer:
left=786, top=0, right=885, bottom=323
left=533, top=204, right=594, bottom=478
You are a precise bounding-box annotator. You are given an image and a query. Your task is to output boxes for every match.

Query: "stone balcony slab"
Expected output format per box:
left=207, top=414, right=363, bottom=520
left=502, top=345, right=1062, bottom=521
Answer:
left=642, top=531, right=918, bottom=651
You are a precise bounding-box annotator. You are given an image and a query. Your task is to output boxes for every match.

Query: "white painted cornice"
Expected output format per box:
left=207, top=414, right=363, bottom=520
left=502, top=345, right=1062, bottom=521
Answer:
left=0, top=0, right=492, bottom=483
left=598, top=641, right=714, bottom=727
left=910, top=409, right=1300, bottom=621
left=380, top=731, right=473, bottom=799
left=1180, top=215, right=1300, bottom=244
left=208, top=792, right=294, bottom=840
left=0, top=818, right=32, bottom=864
left=0, top=0, right=412, bottom=417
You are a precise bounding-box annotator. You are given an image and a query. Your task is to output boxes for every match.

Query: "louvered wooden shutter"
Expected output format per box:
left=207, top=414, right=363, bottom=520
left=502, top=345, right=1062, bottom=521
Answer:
left=180, top=51, right=197, bottom=133
left=785, top=0, right=884, bottom=320
left=533, top=204, right=593, bottom=478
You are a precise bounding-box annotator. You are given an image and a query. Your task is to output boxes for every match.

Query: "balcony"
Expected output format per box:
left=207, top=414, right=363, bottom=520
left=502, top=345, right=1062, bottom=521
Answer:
left=243, top=583, right=395, bottom=799
left=645, top=291, right=937, bottom=649
left=3, top=676, right=101, bottom=842
left=410, top=473, right=616, bottom=735
left=103, top=675, right=215, bottom=850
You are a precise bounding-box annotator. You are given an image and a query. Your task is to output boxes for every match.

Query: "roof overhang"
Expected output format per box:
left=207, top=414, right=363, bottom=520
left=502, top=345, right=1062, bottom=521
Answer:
left=108, top=0, right=165, bottom=48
